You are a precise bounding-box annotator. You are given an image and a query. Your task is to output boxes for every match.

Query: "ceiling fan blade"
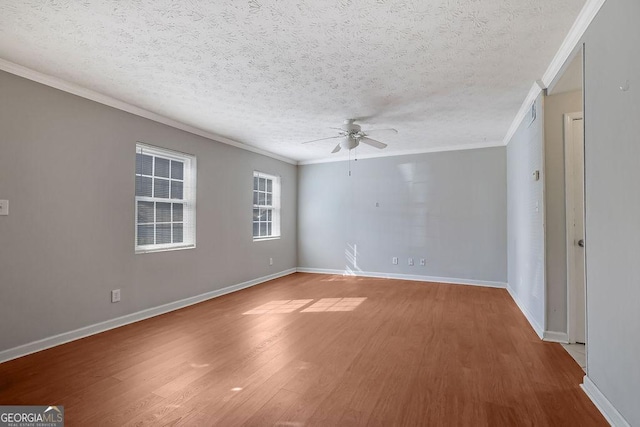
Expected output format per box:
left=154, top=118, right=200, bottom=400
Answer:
left=331, top=143, right=342, bottom=153
left=360, top=137, right=387, bottom=149
left=300, top=135, right=342, bottom=144
left=364, top=128, right=398, bottom=136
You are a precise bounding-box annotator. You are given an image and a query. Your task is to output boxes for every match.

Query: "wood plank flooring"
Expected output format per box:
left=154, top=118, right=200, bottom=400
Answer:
left=0, top=273, right=606, bottom=426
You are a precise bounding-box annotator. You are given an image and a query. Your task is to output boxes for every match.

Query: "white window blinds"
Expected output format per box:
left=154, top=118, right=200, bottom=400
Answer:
left=253, top=171, right=281, bottom=240
left=135, top=143, right=196, bottom=253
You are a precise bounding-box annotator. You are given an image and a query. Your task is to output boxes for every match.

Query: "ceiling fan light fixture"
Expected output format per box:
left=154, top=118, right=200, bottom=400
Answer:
left=341, top=135, right=359, bottom=151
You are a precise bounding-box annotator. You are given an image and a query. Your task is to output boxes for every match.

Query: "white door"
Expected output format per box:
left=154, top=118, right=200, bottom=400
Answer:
left=565, top=113, right=586, bottom=344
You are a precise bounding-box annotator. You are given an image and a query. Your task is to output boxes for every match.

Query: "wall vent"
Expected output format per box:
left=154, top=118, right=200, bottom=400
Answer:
left=527, top=102, right=537, bottom=128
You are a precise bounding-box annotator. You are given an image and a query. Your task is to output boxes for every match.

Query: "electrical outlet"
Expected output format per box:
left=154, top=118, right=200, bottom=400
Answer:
left=420, top=258, right=426, bottom=266
left=111, top=289, right=121, bottom=303
left=392, top=257, right=398, bottom=265
left=408, top=258, right=414, bottom=266
left=269, top=257, right=273, bottom=266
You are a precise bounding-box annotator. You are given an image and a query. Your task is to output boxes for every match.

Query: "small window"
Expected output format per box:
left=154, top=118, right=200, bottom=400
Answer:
left=135, top=143, right=196, bottom=253
left=253, top=171, right=280, bottom=240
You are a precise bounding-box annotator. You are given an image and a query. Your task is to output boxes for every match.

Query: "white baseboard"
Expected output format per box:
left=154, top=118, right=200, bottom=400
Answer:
left=296, top=268, right=507, bottom=289
left=543, top=331, right=569, bottom=343
left=582, top=375, right=630, bottom=427
left=506, top=285, right=544, bottom=339
left=0, top=268, right=296, bottom=364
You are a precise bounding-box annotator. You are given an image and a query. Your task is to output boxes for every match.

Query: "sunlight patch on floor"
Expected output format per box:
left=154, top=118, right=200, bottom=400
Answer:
left=243, top=299, right=313, bottom=314
left=301, top=297, right=367, bottom=312
left=242, top=298, right=367, bottom=314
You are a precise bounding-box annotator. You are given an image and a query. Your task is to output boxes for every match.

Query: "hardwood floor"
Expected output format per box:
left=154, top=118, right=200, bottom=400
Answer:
left=0, top=273, right=606, bottom=426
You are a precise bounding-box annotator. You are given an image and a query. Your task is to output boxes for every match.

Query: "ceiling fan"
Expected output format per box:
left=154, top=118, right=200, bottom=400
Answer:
left=301, top=119, right=397, bottom=153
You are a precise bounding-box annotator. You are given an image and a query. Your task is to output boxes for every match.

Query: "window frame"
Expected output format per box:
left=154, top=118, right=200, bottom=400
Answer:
left=253, top=171, right=281, bottom=241
left=135, top=143, right=197, bottom=254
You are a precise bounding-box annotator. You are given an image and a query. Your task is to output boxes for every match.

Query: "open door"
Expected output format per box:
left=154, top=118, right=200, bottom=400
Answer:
left=565, top=112, right=586, bottom=344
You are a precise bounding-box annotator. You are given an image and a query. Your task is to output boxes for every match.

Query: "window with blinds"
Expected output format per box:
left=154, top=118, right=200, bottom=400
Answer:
left=253, top=171, right=281, bottom=240
left=135, top=143, right=196, bottom=253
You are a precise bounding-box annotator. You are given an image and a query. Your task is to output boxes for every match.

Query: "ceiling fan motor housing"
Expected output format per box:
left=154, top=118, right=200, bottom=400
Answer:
left=342, top=119, right=361, bottom=133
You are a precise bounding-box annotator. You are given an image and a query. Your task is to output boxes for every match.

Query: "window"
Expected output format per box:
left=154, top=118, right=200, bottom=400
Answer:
left=253, top=171, right=280, bottom=240
left=135, top=143, right=196, bottom=253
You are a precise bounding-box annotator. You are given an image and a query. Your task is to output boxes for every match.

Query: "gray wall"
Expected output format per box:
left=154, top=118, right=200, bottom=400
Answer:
left=544, top=90, right=582, bottom=334
left=298, top=148, right=507, bottom=284
left=0, top=71, right=297, bottom=353
left=582, top=0, right=640, bottom=424
left=506, top=93, right=545, bottom=334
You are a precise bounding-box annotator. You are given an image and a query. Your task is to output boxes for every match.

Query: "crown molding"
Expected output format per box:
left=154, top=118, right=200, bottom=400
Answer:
left=504, top=0, right=606, bottom=146
left=541, top=0, right=606, bottom=88
left=0, top=58, right=297, bottom=165
left=3, top=0, right=607, bottom=164
left=297, top=140, right=504, bottom=165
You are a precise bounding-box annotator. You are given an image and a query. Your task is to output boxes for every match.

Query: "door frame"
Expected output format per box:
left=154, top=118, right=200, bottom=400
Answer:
left=564, top=111, right=585, bottom=344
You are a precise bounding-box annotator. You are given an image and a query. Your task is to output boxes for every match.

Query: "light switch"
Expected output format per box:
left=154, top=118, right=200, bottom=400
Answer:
left=0, top=200, right=8, bottom=216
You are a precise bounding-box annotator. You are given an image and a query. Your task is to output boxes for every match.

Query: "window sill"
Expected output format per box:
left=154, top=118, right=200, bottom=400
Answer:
left=253, top=236, right=281, bottom=242
left=136, top=244, right=196, bottom=254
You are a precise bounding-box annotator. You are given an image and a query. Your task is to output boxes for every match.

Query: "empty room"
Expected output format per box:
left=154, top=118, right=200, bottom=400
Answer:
left=0, top=0, right=638, bottom=426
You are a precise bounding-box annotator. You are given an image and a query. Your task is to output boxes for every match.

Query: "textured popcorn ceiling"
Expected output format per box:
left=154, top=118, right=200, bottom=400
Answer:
left=0, top=0, right=585, bottom=162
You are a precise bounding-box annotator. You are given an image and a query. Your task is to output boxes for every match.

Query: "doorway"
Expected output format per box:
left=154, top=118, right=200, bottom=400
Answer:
left=564, top=111, right=586, bottom=345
